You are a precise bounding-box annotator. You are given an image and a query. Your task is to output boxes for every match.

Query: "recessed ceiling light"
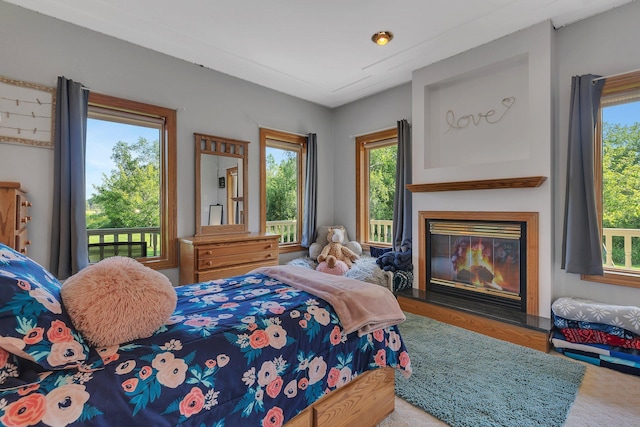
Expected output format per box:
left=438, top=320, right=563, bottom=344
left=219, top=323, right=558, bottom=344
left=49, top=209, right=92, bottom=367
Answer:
left=371, top=31, right=393, bottom=46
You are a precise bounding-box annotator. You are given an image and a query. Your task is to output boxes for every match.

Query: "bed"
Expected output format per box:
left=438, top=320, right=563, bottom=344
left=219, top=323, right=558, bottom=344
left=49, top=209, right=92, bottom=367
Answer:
left=0, top=244, right=411, bottom=427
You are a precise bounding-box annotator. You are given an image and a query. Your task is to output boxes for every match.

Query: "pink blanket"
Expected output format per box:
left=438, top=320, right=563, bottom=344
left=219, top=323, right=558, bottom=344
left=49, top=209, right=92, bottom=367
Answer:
left=251, top=265, right=405, bottom=336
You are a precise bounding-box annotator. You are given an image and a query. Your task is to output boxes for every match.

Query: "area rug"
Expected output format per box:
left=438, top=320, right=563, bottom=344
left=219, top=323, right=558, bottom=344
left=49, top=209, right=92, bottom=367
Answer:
left=395, top=312, right=586, bottom=427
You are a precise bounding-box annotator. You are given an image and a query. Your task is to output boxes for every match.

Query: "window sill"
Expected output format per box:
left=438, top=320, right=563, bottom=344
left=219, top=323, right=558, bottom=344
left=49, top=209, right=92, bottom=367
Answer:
left=582, top=270, right=640, bottom=289
left=361, top=242, right=392, bottom=252
left=279, top=244, right=304, bottom=254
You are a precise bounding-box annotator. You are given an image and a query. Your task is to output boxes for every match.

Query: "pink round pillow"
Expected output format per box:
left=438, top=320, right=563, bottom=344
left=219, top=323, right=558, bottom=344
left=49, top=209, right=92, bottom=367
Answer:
left=61, top=257, right=177, bottom=347
left=316, top=260, right=349, bottom=276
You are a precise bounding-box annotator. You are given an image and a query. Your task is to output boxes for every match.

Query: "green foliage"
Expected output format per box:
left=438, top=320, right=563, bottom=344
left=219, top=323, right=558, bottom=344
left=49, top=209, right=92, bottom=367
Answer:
left=369, top=145, right=397, bottom=220
left=86, top=137, right=160, bottom=229
left=602, top=122, right=640, bottom=266
left=265, top=148, right=298, bottom=222
left=602, top=122, right=640, bottom=229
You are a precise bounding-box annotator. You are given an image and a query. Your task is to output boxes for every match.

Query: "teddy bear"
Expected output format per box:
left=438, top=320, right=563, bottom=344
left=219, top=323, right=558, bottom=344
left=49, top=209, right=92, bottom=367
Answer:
left=317, top=226, right=359, bottom=269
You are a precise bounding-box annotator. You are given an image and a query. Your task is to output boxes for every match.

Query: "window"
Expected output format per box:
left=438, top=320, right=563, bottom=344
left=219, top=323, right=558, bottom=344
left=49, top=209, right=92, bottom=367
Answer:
left=260, top=128, right=306, bottom=253
left=585, top=70, right=640, bottom=288
left=86, top=93, right=177, bottom=269
left=356, top=128, right=397, bottom=249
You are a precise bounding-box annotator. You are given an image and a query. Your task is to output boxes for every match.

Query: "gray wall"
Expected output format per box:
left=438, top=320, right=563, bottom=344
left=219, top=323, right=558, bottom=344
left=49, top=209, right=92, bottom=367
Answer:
left=279, top=83, right=412, bottom=264
left=553, top=0, right=640, bottom=304
left=331, top=84, right=412, bottom=238
left=2, top=0, right=640, bottom=307
left=0, top=1, right=334, bottom=283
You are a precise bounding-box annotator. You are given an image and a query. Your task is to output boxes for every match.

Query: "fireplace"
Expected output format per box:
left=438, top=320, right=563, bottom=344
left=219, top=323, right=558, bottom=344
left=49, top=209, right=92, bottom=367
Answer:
left=419, top=211, right=539, bottom=315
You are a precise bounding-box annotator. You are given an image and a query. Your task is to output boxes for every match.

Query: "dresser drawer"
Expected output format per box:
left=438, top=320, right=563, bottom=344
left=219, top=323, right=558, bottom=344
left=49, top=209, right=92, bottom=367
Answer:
left=196, top=259, right=278, bottom=282
left=15, top=192, right=31, bottom=232
left=178, top=233, right=280, bottom=286
left=14, top=230, right=30, bottom=255
left=0, top=182, right=32, bottom=252
left=197, top=239, right=277, bottom=270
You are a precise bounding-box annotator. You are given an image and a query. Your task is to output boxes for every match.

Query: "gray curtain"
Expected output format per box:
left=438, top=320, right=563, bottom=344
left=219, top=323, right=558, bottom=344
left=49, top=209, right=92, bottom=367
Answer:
left=301, top=133, right=317, bottom=247
left=393, top=119, right=412, bottom=252
left=50, top=77, right=89, bottom=279
left=562, top=74, right=605, bottom=275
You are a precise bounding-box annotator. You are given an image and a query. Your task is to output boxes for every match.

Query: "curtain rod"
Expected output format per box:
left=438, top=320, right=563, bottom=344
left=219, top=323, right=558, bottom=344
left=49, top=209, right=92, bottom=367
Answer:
left=592, top=67, right=640, bottom=82
left=258, top=125, right=309, bottom=137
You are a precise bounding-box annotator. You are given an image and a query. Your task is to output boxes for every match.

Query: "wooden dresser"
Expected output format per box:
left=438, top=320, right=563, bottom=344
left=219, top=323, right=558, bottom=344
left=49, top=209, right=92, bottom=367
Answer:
left=179, top=232, right=279, bottom=285
left=0, top=181, right=32, bottom=254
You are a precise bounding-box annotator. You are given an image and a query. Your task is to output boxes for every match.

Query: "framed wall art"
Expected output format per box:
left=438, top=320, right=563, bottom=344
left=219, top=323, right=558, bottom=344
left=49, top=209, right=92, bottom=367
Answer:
left=0, top=75, right=55, bottom=148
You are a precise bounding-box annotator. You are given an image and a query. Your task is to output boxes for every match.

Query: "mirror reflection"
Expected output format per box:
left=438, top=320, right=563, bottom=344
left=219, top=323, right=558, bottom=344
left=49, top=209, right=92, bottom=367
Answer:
left=200, top=154, right=244, bottom=226
left=195, top=133, right=249, bottom=235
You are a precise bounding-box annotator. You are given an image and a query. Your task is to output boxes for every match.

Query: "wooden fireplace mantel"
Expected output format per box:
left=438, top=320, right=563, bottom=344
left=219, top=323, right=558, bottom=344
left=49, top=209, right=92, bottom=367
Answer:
left=406, top=176, right=547, bottom=193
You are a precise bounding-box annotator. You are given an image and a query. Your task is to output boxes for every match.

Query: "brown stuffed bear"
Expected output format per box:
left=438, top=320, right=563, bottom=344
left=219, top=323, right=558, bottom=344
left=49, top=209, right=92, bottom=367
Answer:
left=317, top=226, right=359, bottom=268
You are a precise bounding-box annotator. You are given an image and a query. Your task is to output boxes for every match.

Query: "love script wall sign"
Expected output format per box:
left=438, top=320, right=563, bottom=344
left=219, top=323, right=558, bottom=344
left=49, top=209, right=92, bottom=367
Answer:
left=425, top=56, right=529, bottom=169
left=445, top=96, right=516, bottom=133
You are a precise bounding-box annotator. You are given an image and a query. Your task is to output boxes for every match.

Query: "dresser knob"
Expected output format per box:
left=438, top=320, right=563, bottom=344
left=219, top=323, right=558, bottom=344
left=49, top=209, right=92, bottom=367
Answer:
left=206, top=261, right=213, bottom=266
left=25, top=240, right=31, bottom=246
left=205, top=250, right=213, bottom=255
left=20, top=248, right=27, bottom=254
left=21, top=216, right=31, bottom=223
left=22, top=201, right=32, bottom=207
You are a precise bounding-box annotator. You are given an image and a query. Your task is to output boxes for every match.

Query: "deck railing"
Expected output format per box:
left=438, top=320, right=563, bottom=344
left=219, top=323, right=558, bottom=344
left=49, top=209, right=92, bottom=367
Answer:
left=87, top=227, right=160, bottom=262
left=603, top=227, right=640, bottom=270
left=369, top=219, right=393, bottom=244
left=265, top=219, right=394, bottom=246
left=266, top=220, right=297, bottom=244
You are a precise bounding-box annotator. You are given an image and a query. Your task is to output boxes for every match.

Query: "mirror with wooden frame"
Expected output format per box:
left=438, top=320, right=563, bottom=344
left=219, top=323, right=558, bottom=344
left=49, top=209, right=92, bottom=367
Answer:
left=195, top=133, right=249, bottom=235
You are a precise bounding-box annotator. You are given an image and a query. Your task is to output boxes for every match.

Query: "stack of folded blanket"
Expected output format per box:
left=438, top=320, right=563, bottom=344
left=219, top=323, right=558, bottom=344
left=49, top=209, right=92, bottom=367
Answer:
left=551, top=297, right=640, bottom=376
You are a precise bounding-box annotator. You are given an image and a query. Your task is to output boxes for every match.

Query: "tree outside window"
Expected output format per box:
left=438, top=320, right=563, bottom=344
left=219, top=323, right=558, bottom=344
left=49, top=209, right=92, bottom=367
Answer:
left=356, top=128, right=397, bottom=249
left=85, top=94, right=176, bottom=269
left=584, top=70, right=640, bottom=288
left=260, top=128, right=306, bottom=252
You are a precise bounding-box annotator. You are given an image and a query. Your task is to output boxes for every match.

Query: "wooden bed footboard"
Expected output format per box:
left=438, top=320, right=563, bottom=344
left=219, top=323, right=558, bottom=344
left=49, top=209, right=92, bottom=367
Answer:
left=285, top=367, right=395, bottom=427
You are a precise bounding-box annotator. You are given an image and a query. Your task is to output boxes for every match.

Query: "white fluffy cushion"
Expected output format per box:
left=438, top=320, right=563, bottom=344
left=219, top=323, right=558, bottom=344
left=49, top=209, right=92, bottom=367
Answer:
left=61, top=257, right=177, bottom=347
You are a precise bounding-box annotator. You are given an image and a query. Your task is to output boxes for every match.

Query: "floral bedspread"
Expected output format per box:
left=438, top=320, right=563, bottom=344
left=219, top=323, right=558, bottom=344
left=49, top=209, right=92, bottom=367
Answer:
left=0, top=272, right=411, bottom=427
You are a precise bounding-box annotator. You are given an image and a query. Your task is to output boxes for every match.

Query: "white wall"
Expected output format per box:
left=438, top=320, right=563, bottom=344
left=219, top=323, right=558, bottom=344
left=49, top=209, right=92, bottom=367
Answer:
left=0, top=1, right=334, bottom=283
left=553, top=0, right=640, bottom=305
left=411, top=22, right=554, bottom=316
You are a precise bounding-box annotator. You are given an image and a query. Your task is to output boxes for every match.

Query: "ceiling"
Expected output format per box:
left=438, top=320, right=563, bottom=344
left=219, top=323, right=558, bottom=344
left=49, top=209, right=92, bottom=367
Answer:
left=5, top=0, right=634, bottom=108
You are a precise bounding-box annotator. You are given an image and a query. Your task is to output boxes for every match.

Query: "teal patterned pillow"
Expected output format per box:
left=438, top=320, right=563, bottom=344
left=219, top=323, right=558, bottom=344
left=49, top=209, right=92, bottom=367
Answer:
left=0, top=244, right=92, bottom=370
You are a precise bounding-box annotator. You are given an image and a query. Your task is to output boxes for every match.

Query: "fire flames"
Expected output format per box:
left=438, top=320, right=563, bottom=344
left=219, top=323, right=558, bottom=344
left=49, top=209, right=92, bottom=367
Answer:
left=451, top=237, right=519, bottom=293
